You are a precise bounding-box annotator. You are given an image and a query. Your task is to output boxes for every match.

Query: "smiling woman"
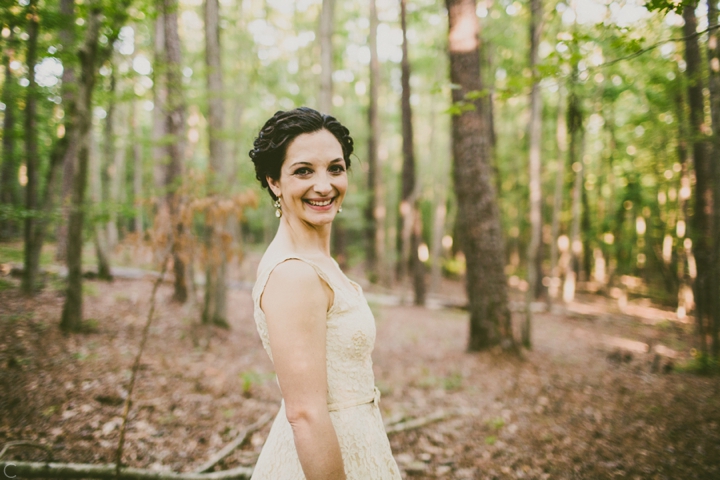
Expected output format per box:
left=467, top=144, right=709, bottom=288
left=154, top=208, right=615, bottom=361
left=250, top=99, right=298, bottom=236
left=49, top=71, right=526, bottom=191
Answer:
left=248, top=107, right=401, bottom=480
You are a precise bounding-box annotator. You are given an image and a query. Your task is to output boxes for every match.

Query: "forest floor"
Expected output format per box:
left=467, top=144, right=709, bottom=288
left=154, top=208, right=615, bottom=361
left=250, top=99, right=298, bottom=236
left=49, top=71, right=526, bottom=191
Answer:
left=1, top=246, right=720, bottom=480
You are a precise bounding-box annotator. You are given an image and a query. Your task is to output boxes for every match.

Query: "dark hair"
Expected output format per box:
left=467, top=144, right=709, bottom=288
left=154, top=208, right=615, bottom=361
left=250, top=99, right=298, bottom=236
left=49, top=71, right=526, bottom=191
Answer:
left=249, top=107, right=354, bottom=201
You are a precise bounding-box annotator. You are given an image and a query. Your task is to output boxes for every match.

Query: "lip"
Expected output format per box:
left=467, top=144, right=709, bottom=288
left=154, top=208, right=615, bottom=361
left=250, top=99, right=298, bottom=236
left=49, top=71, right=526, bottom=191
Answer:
left=303, top=197, right=336, bottom=211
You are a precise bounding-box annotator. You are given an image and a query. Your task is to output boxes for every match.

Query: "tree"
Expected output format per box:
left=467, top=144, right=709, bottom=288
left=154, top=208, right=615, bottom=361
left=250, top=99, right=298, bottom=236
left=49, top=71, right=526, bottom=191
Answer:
left=524, top=0, right=543, bottom=348
left=683, top=1, right=717, bottom=361
left=202, top=0, right=229, bottom=326
left=318, top=0, right=334, bottom=115
left=364, top=0, right=384, bottom=283
left=446, top=0, right=514, bottom=351
left=61, top=0, right=131, bottom=331
left=0, top=26, right=18, bottom=240
left=163, top=0, right=188, bottom=303
left=399, top=0, right=425, bottom=305
left=20, top=0, right=40, bottom=295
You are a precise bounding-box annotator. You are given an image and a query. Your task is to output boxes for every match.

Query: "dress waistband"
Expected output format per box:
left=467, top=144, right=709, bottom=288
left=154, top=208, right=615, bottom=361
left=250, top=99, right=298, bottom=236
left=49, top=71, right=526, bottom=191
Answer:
left=327, top=387, right=381, bottom=412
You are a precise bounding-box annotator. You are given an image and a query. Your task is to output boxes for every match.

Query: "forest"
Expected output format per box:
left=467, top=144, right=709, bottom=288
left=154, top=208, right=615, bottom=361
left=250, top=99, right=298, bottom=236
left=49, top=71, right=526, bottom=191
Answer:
left=1, top=0, right=720, bottom=478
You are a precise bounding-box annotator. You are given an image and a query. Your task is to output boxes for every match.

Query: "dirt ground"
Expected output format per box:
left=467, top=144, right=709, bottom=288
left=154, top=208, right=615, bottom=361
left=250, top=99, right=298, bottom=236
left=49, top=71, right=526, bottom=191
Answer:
left=1, top=255, right=720, bottom=479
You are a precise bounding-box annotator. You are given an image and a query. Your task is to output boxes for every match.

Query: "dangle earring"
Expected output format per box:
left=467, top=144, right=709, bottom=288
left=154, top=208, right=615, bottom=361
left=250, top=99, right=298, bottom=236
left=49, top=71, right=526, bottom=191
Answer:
left=338, top=205, right=343, bottom=213
left=273, top=199, right=282, bottom=218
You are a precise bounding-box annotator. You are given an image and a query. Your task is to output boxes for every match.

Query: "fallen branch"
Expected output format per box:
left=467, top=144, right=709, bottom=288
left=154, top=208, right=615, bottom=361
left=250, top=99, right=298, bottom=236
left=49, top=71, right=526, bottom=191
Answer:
left=385, top=409, right=457, bottom=435
left=0, top=441, right=53, bottom=462
left=0, top=461, right=252, bottom=480
left=115, top=253, right=171, bottom=475
left=195, top=413, right=273, bottom=473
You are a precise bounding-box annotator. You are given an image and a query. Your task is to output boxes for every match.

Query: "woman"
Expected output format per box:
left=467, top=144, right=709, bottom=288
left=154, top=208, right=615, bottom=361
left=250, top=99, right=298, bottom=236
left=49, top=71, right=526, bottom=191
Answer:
left=249, top=107, right=402, bottom=480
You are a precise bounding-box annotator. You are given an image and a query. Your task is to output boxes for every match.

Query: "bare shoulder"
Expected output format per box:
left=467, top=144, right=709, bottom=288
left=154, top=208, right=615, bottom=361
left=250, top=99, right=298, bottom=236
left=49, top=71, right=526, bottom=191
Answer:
left=262, top=259, right=332, bottom=311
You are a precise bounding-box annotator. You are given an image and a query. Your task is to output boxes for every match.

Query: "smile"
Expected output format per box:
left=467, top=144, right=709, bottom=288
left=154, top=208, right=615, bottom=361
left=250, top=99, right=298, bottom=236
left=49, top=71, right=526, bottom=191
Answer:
left=304, top=198, right=335, bottom=208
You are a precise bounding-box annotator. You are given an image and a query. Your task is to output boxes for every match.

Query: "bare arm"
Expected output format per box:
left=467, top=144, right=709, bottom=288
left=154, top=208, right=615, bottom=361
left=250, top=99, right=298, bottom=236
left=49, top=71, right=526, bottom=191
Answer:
left=261, top=260, right=346, bottom=480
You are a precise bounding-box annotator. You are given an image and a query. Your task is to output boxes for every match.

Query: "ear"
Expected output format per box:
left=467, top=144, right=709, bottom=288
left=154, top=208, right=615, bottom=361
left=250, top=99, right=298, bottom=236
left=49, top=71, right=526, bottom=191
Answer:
left=266, top=176, right=281, bottom=198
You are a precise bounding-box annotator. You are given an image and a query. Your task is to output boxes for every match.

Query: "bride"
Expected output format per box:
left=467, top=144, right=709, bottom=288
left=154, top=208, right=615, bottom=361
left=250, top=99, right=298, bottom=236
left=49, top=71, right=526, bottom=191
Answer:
left=249, top=107, right=401, bottom=480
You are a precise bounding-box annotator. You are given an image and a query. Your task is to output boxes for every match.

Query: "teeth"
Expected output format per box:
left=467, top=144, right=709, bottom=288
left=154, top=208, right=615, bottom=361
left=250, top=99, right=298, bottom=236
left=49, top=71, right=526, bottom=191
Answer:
left=307, top=199, right=333, bottom=206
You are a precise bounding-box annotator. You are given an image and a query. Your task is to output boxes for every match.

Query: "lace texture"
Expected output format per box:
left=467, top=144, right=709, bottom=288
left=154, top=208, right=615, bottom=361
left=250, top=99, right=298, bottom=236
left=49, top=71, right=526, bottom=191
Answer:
left=251, top=255, right=401, bottom=480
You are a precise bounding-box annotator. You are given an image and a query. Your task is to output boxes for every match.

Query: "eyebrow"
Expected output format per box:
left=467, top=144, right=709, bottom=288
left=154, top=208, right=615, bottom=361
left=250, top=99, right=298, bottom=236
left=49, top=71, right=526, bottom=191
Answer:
left=288, top=158, right=345, bottom=168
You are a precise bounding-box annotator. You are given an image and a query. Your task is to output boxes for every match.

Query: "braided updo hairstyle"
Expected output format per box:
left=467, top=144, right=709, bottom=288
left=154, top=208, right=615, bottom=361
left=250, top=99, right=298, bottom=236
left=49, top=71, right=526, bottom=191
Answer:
left=249, top=107, right=354, bottom=201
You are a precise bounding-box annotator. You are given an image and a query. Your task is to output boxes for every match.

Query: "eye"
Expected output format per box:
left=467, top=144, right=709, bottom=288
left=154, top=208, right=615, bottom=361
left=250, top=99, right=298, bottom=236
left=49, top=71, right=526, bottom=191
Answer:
left=329, top=164, right=346, bottom=174
left=293, top=167, right=312, bottom=176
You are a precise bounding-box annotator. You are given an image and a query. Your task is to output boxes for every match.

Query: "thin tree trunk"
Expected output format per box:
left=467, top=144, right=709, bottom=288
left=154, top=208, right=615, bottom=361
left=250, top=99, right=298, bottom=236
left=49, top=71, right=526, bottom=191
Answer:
left=152, top=13, right=166, bottom=197
left=684, top=3, right=714, bottom=362
left=399, top=0, right=425, bottom=304
left=0, top=29, right=18, bottom=240
left=364, top=0, right=383, bottom=283
left=318, top=0, right=334, bottom=115
left=548, top=93, right=567, bottom=303
left=446, top=0, right=515, bottom=352
left=428, top=97, right=446, bottom=294
left=56, top=0, right=78, bottom=262
left=524, top=0, right=543, bottom=348
left=163, top=0, right=188, bottom=303
left=60, top=6, right=103, bottom=331
left=131, top=83, right=143, bottom=236
left=21, top=0, right=40, bottom=295
left=706, top=0, right=720, bottom=360
left=563, top=88, right=584, bottom=303
left=91, top=122, right=112, bottom=280
left=107, top=74, right=126, bottom=249
left=202, top=0, right=229, bottom=327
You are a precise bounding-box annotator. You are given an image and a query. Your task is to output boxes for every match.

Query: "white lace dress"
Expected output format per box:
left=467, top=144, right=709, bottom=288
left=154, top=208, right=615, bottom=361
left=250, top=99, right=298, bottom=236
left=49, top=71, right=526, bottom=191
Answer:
left=251, top=255, right=402, bottom=480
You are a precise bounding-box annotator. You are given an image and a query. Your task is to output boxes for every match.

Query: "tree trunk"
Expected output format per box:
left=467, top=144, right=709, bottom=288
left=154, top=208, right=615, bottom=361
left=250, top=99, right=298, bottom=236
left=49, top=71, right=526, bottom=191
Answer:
left=364, top=0, right=384, bottom=283
left=106, top=70, right=126, bottom=250
left=446, top=0, right=514, bottom=352
left=684, top=3, right=714, bottom=362
left=131, top=83, right=143, bottom=236
left=202, top=0, right=229, bottom=327
left=56, top=0, right=79, bottom=262
left=163, top=0, right=188, bottom=303
left=706, top=0, right=720, bottom=360
left=548, top=93, right=567, bottom=303
left=318, top=0, right=334, bottom=114
left=152, top=13, right=167, bottom=196
left=0, top=29, right=18, bottom=240
left=60, top=6, right=103, bottom=332
left=21, top=0, right=40, bottom=295
left=563, top=88, right=584, bottom=303
left=90, top=122, right=112, bottom=280
left=399, top=0, right=425, bottom=304
left=524, top=0, right=543, bottom=348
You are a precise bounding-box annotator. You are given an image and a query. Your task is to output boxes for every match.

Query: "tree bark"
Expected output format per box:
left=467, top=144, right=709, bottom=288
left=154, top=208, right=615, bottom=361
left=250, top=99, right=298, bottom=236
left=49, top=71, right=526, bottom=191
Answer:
left=21, top=0, right=40, bottom=295
left=60, top=6, right=103, bottom=331
left=524, top=0, right=543, bottom=348
left=91, top=119, right=112, bottom=280
left=706, top=0, right=720, bottom=359
left=563, top=88, right=584, bottom=303
left=318, top=0, right=334, bottom=114
left=131, top=79, right=144, bottom=236
left=0, top=28, right=18, bottom=240
left=399, top=0, right=425, bottom=304
left=106, top=70, right=126, bottom=250
left=202, top=0, right=229, bottom=327
left=684, top=3, right=714, bottom=362
left=446, top=0, right=514, bottom=351
left=56, top=0, right=79, bottom=262
left=548, top=93, right=567, bottom=303
left=163, top=0, right=188, bottom=303
left=364, top=0, right=384, bottom=283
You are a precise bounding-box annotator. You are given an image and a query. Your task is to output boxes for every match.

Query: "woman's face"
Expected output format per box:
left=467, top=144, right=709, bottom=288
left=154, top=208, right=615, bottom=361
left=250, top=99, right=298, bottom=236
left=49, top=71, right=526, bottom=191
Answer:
left=268, top=129, right=348, bottom=228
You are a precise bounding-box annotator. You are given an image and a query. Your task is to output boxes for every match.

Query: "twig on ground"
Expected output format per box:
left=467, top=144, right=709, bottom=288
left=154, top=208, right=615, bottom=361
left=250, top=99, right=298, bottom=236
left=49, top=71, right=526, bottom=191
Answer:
left=0, top=441, right=53, bottom=462
left=115, top=253, right=171, bottom=475
left=0, top=461, right=252, bottom=480
left=385, top=409, right=457, bottom=435
left=194, top=413, right=273, bottom=473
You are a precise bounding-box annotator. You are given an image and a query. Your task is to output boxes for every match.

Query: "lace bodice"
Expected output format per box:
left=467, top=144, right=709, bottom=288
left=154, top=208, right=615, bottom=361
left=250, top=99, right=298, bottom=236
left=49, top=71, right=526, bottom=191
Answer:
left=250, top=254, right=401, bottom=480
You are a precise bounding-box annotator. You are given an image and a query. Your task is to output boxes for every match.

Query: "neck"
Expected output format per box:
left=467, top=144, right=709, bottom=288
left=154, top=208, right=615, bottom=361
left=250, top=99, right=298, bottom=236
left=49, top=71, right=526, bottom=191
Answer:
left=272, top=216, right=333, bottom=256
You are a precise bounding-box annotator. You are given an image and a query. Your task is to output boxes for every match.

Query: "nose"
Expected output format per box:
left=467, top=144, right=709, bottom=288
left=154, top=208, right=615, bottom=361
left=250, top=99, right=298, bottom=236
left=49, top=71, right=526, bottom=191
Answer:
left=313, top=172, right=332, bottom=196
